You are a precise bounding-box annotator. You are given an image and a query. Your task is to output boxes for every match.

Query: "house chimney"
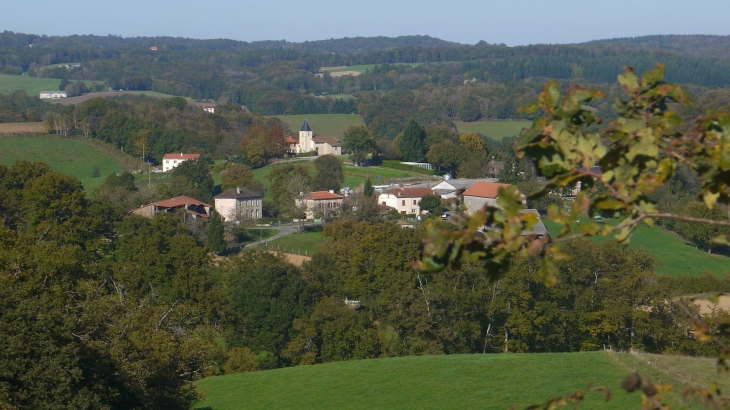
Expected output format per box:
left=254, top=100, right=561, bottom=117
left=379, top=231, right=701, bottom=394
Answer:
left=180, top=153, right=183, bottom=156
left=237, top=187, right=241, bottom=194
left=329, top=189, right=334, bottom=194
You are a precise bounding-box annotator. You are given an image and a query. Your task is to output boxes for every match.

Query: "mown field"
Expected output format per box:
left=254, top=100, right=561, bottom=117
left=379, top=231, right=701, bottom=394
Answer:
left=454, top=120, right=532, bottom=140
left=320, top=63, right=423, bottom=74
left=0, top=74, right=97, bottom=98
left=544, top=220, right=730, bottom=277
left=266, top=231, right=327, bottom=255
left=0, top=122, right=45, bottom=133
left=271, top=114, right=363, bottom=139
left=194, top=352, right=645, bottom=409
left=0, top=137, right=121, bottom=192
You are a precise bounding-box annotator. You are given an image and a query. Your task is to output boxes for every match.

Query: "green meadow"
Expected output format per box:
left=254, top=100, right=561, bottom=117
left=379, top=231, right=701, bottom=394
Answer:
left=0, top=137, right=121, bottom=192
left=0, top=74, right=98, bottom=98
left=194, top=352, right=642, bottom=409
left=267, top=231, right=328, bottom=255
left=453, top=120, right=532, bottom=140
left=320, top=63, right=423, bottom=74
left=270, top=114, right=364, bottom=139
left=544, top=220, right=730, bottom=277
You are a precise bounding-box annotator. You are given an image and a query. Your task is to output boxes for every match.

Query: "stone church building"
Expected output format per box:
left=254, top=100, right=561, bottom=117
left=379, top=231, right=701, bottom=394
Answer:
left=288, top=119, right=342, bottom=155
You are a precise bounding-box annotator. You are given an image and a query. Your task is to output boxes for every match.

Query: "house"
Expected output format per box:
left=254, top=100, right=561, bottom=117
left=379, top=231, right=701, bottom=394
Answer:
left=485, top=160, right=505, bottom=178
left=284, top=136, right=299, bottom=154
left=39, top=91, right=67, bottom=99
left=431, top=178, right=499, bottom=199
left=378, top=186, right=435, bottom=215
left=292, top=119, right=342, bottom=156
left=214, top=187, right=263, bottom=222
left=298, top=191, right=344, bottom=219
left=131, top=196, right=212, bottom=219
left=203, top=107, right=215, bottom=113
left=150, top=46, right=158, bottom=51
left=462, top=181, right=525, bottom=214
left=162, top=153, right=201, bottom=172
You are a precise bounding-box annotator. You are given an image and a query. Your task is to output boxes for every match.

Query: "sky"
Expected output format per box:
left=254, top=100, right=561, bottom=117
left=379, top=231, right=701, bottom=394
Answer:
left=4, top=0, right=729, bottom=46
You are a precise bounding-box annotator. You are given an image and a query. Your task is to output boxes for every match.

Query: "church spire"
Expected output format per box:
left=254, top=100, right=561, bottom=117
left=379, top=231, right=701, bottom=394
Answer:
left=300, top=119, right=312, bottom=132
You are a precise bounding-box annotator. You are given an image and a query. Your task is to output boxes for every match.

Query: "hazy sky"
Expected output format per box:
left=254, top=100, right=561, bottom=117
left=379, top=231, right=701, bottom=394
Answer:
left=4, top=0, right=729, bottom=45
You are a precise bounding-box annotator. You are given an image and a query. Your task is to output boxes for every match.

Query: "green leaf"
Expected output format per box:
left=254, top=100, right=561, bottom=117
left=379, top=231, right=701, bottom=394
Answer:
left=539, top=258, right=559, bottom=287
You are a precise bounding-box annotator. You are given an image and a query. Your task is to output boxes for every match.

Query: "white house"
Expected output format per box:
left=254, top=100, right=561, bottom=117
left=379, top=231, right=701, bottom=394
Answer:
left=378, top=186, right=435, bottom=215
left=203, top=107, right=215, bottom=113
left=298, top=191, right=344, bottom=219
left=39, top=91, right=67, bottom=99
left=462, top=181, right=525, bottom=214
left=214, top=187, right=263, bottom=222
left=162, top=153, right=201, bottom=172
left=292, top=119, right=342, bottom=156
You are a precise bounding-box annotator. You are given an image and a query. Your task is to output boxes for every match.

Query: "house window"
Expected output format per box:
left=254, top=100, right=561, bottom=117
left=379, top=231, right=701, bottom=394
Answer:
left=402, top=200, right=405, bottom=206
left=413, top=200, right=417, bottom=205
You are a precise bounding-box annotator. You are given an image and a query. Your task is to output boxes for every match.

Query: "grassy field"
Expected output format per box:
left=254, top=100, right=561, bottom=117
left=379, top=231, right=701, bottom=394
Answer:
left=270, top=114, right=363, bottom=138
left=320, top=63, right=423, bottom=74
left=266, top=231, right=327, bottom=255
left=0, top=74, right=99, bottom=98
left=0, top=137, right=121, bottom=192
left=544, top=220, right=730, bottom=277
left=194, top=351, right=644, bottom=409
left=454, top=120, right=532, bottom=140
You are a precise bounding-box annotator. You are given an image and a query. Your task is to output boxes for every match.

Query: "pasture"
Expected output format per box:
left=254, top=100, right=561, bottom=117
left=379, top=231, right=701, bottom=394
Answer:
left=0, top=137, right=121, bottom=192
left=0, top=74, right=98, bottom=98
left=320, top=63, right=423, bottom=74
left=453, top=120, right=532, bottom=140
left=266, top=231, right=327, bottom=256
left=544, top=220, right=730, bottom=277
left=194, top=352, right=644, bottom=409
left=271, top=114, right=364, bottom=139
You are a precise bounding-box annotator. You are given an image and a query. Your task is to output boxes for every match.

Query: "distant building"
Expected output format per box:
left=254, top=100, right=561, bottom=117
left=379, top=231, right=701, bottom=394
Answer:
left=203, top=107, right=215, bottom=113
left=485, top=160, right=505, bottom=178
left=431, top=178, right=498, bottom=199
left=214, top=187, right=263, bottom=222
left=378, top=186, right=434, bottom=215
left=39, top=91, right=67, bottom=99
left=293, top=119, right=342, bottom=156
left=299, top=191, right=344, bottom=219
left=131, top=196, right=212, bottom=220
left=462, top=181, right=525, bottom=214
left=162, top=153, right=201, bottom=172
left=150, top=46, right=158, bottom=51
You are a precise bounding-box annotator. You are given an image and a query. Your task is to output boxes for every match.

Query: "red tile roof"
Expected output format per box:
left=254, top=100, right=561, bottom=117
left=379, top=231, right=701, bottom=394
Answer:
left=462, top=182, right=512, bottom=198
left=383, top=187, right=434, bottom=198
left=284, top=136, right=299, bottom=144
left=303, top=191, right=344, bottom=200
left=151, top=196, right=211, bottom=208
left=162, top=153, right=201, bottom=160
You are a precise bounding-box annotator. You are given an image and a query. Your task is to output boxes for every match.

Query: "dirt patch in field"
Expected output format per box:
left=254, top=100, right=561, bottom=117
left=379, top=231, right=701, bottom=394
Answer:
left=270, top=251, right=311, bottom=266
left=316, top=71, right=361, bottom=78
left=0, top=122, right=45, bottom=134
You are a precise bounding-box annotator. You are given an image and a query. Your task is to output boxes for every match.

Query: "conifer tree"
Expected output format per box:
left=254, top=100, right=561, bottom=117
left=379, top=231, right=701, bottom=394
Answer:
left=398, top=119, right=427, bottom=162
left=207, top=212, right=226, bottom=253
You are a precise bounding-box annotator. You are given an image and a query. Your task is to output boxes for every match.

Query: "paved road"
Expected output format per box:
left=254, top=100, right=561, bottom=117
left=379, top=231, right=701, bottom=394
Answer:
left=245, top=224, right=299, bottom=247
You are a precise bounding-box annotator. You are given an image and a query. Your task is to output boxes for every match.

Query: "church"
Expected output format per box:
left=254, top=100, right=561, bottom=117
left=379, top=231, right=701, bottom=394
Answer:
left=286, top=119, right=342, bottom=155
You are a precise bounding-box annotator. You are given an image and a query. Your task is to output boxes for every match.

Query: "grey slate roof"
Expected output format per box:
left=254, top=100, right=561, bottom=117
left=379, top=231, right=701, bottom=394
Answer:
left=312, top=135, right=341, bottom=147
left=214, top=187, right=263, bottom=200
left=300, top=119, right=312, bottom=132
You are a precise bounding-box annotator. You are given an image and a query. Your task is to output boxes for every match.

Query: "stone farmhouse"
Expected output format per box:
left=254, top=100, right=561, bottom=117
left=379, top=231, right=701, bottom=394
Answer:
left=214, top=187, right=263, bottom=222
left=131, top=196, right=212, bottom=219
left=378, top=186, right=435, bottom=215
left=299, top=191, right=344, bottom=219
left=462, top=181, right=526, bottom=214
left=162, top=153, right=201, bottom=172
left=289, top=119, right=342, bottom=155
